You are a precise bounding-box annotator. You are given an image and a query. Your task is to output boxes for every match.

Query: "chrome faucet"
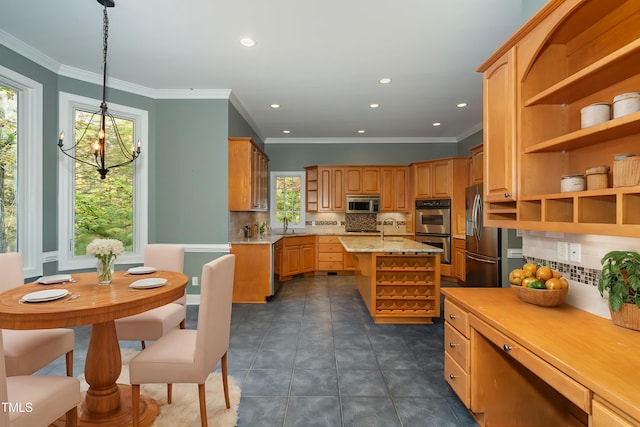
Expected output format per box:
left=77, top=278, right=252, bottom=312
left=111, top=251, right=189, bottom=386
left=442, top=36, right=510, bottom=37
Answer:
left=283, top=216, right=289, bottom=234
left=381, top=217, right=399, bottom=240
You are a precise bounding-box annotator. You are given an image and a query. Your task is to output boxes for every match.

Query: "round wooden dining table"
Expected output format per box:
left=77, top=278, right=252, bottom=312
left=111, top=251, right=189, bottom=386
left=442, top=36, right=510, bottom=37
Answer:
left=0, top=270, right=188, bottom=427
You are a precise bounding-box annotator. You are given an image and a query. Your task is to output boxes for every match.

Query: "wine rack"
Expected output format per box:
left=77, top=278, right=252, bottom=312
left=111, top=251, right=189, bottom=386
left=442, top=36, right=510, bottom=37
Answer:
left=374, top=255, right=440, bottom=320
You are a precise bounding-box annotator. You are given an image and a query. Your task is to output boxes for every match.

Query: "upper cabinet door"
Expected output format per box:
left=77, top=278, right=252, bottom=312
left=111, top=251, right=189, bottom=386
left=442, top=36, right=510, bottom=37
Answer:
left=483, top=48, right=517, bottom=203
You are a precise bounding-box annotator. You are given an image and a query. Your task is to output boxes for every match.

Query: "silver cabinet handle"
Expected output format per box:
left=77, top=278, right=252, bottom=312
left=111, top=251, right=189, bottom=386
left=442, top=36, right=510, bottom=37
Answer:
left=449, top=342, right=457, bottom=348
left=503, top=344, right=512, bottom=352
left=449, top=314, right=456, bottom=320
left=504, top=192, right=511, bottom=198
left=449, top=374, right=456, bottom=380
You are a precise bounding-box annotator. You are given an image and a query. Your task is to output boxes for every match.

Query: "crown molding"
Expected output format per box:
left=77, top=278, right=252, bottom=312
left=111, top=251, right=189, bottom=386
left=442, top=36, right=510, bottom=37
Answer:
left=229, top=91, right=266, bottom=142
left=455, top=122, right=483, bottom=141
left=265, top=136, right=459, bottom=144
left=0, top=29, right=60, bottom=74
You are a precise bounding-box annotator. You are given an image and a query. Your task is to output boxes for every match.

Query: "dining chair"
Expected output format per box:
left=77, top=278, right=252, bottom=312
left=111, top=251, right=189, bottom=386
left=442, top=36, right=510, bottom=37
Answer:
left=0, top=326, right=81, bottom=427
left=129, top=254, right=235, bottom=427
left=0, top=252, right=75, bottom=377
left=115, top=244, right=186, bottom=349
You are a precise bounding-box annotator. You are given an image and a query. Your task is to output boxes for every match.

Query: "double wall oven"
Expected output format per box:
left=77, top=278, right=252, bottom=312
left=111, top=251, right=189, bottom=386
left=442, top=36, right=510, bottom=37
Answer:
left=415, top=199, right=451, bottom=264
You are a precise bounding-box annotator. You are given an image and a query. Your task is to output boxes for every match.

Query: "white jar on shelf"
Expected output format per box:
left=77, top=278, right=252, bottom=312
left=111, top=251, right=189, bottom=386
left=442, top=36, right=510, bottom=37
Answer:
left=580, top=102, right=610, bottom=128
left=613, top=92, right=640, bottom=119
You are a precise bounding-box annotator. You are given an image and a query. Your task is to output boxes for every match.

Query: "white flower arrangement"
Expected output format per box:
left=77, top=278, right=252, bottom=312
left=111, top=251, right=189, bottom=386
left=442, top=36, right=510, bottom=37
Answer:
left=86, top=239, right=124, bottom=283
left=86, top=239, right=124, bottom=257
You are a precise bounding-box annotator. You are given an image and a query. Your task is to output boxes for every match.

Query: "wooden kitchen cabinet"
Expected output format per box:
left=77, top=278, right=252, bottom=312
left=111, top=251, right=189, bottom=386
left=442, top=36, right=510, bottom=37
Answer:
left=444, top=299, right=471, bottom=407
left=345, top=166, right=380, bottom=195
left=452, top=238, right=466, bottom=283
left=278, top=235, right=316, bottom=281
left=228, top=137, right=269, bottom=211
left=411, top=158, right=468, bottom=200
left=592, top=397, right=639, bottom=427
left=478, top=0, right=640, bottom=237
left=381, top=166, right=409, bottom=212
left=317, top=235, right=344, bottom=271
left=442, top=287, right=640, bottom=427
left=470, top=144, right=483, bottom=185
left=481, top=48, right=517, bottom=205
left=319, top=167, right=345, bottom=212
left=230, top=243, right=272, bottom=303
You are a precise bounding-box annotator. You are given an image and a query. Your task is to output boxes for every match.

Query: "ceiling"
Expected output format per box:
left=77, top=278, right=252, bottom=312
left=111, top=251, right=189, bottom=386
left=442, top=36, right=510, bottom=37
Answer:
left=0, top=0, right=542, bottom=143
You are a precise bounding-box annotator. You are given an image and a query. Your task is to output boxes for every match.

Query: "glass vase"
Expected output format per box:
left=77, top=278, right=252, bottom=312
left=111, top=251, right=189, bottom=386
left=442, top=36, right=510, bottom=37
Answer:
left=97, top=257, right=116, bottom=284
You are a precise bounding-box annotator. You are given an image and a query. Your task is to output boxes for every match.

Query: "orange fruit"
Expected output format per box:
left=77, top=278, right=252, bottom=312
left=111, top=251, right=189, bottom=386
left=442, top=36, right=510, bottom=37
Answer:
left=509, top=269, right=525, bottom=286
left=523, top=263, right=537, bottom=276
left=552, top=269, right=562, bottom=279
left=544, top=278, right=562, bottom=290
left=559, top=277, right=569, bottom=289
left=536, top=266, right=553, bottom=281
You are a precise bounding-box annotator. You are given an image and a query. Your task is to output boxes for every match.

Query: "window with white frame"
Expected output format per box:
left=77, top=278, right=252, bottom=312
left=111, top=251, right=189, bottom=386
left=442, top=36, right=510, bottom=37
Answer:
left=0, top=66, right=43, bottom=278
left=270, top=171, right=305, bottom=229
left=58, top=92, right=148, bottom=270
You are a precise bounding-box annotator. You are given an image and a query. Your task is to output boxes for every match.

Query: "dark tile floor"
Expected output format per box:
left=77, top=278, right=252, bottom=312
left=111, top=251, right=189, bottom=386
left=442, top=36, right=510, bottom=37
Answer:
left=39, top=274, right=478, bottom=427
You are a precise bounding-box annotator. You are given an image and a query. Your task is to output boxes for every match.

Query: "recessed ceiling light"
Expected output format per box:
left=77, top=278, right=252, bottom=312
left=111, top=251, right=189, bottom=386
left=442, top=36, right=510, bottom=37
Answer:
left=369, top=103, right=379, bottom=108
left=379, top=78, right=392, bottom=84
left=240, top=37, right=256, bottom=47
left=357, top=130, right=366, bottom=134
left=270, top=104, right=280, bottom=109
left=282, top=130, right=291, bottom=134
left=433, top=122, right=441, bottom=126
left=457, top=103, right=468, bottom=108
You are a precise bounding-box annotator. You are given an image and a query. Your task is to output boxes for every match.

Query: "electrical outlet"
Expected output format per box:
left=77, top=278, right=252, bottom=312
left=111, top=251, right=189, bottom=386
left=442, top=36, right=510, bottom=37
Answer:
left=516, top=229, right=523, bottom=237
left=557, top=241, right=569, bottom=261
left=192, top=277, right=199, bottom=287
left=569, top=243, right=581, bottom=263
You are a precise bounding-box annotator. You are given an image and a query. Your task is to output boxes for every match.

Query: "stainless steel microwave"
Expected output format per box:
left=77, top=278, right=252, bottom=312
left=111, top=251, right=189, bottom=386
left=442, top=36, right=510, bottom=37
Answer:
left=346, top=195, right=380, bottom=213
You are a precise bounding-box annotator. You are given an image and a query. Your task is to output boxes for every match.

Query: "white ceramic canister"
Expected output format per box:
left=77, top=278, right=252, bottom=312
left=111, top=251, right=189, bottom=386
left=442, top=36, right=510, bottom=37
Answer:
left=613, top=92, right=640, bottom=119
left=580, top=102, right=610, bottom=128
left=560, top=174, right=585, bottom=192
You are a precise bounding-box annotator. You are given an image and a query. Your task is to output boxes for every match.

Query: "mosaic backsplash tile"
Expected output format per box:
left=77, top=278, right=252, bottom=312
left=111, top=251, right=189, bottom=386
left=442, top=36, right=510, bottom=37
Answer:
left=345, top=213, right=377, bottom=232
left=525, top=257, right=600, bottom=287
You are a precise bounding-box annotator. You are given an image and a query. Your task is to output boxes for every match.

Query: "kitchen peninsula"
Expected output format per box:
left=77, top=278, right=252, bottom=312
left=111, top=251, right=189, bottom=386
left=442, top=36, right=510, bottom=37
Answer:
left=339, top=236, right=442, bottom=324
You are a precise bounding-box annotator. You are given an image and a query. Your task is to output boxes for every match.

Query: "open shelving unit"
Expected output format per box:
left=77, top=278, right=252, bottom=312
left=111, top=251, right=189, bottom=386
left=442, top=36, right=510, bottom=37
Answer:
left=483, top=0, right=640, bottom=237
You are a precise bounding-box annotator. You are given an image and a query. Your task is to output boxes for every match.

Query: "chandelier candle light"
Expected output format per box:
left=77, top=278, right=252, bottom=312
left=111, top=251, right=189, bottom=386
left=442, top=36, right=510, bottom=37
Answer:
left=87, top=238, right=124, bottom=284
left=57, top=0, right=141, bottom=179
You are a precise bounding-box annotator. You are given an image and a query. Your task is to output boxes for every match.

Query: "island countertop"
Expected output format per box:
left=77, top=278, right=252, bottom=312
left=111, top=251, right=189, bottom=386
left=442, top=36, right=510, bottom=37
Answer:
left=339, top=236, right=443, bottom=253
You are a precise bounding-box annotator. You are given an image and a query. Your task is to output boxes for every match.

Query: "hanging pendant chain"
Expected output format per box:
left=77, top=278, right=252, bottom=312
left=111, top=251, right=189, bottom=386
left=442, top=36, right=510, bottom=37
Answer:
left=101, top=5, right=109, bottom=105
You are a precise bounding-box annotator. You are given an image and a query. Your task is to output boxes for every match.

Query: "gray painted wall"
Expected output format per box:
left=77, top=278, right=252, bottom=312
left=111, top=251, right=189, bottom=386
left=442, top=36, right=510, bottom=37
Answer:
left=265, top=142, right=459, bottom=171
left=456, top=130, right=483, bottom=157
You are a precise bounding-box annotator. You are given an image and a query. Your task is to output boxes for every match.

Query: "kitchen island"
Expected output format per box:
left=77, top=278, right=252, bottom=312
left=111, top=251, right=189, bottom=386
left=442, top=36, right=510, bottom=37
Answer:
left=339, top=236, right=442, bottom=324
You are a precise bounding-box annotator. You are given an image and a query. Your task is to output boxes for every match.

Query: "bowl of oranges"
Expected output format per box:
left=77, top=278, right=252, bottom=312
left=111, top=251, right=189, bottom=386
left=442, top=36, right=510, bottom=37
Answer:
left=509, top=263, right=569, bottom=307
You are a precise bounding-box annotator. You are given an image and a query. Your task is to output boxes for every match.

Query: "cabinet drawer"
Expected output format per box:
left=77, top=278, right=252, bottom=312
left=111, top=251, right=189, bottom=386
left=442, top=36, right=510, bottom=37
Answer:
left=318, top=261, right=343, bottom=270
left=592, top=397, right=638, bottom=427
left=444, top=299, right=469, bottom=338
left=469, top=314, right=591, bottom=413
left=444, top=323, right=469, bottom=371
left=444, top=352, right=470, bottom=408
left=283, top=236, right=315, bottom=246
left=318, top=243, right=343, bottom=253
left=318, top=235, right=341, bottom=244
left=319, top=252, right=343, bottom=262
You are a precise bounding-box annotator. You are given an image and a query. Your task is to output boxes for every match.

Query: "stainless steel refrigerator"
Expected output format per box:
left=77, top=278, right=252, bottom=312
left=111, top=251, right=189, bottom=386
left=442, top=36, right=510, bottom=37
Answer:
left=465, top=183, right=501, bottom=287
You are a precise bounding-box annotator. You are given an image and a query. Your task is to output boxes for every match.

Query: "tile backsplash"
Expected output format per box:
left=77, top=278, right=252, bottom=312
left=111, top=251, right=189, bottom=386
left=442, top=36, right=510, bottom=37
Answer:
left=522, top=230, right=640, bottom=319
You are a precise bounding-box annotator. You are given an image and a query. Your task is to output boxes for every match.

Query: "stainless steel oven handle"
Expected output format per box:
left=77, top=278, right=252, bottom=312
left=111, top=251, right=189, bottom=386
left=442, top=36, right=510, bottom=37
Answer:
left=466, top=253, right=497, bottom=265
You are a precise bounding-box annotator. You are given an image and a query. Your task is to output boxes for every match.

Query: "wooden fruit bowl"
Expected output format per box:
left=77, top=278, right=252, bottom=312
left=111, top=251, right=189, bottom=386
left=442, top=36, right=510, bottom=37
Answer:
left=512, top=285, right=568, bottom=307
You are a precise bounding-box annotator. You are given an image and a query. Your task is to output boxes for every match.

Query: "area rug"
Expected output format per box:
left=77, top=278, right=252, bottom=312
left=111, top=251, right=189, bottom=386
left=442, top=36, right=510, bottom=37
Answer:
left=78, top=348, right=241, bottom=426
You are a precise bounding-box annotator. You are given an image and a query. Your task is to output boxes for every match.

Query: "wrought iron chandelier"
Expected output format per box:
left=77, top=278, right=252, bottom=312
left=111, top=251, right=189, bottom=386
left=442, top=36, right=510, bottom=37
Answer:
left=57, top=0, right=140, bottom=179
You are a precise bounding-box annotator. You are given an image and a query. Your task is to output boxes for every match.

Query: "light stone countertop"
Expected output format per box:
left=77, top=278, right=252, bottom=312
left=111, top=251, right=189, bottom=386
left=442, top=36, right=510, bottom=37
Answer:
left=339, top=236, right=443, bottom=254
left=229, top=228, right=413, bottom=245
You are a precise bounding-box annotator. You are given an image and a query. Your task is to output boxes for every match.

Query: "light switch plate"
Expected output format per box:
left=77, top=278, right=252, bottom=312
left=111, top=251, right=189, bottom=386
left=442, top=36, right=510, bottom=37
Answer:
left=557, top=242, right=569, bottom=261
left=569, top=243, right=581, bottom=262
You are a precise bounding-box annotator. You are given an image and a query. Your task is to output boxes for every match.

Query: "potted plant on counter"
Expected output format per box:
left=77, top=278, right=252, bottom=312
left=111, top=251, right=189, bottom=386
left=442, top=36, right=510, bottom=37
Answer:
left=598, top=250, right=640, bottom=331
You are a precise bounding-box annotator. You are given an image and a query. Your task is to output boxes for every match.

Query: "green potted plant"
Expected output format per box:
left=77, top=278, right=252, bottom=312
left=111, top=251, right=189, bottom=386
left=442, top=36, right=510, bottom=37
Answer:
left=598, top=250, right=640, bottom=331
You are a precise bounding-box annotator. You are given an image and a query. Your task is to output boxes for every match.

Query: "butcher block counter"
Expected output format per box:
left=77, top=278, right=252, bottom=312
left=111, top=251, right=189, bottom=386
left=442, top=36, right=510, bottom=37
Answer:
left=441, top=287, right=640, bottom=427
left=340, top=236, right=442, bottom=324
